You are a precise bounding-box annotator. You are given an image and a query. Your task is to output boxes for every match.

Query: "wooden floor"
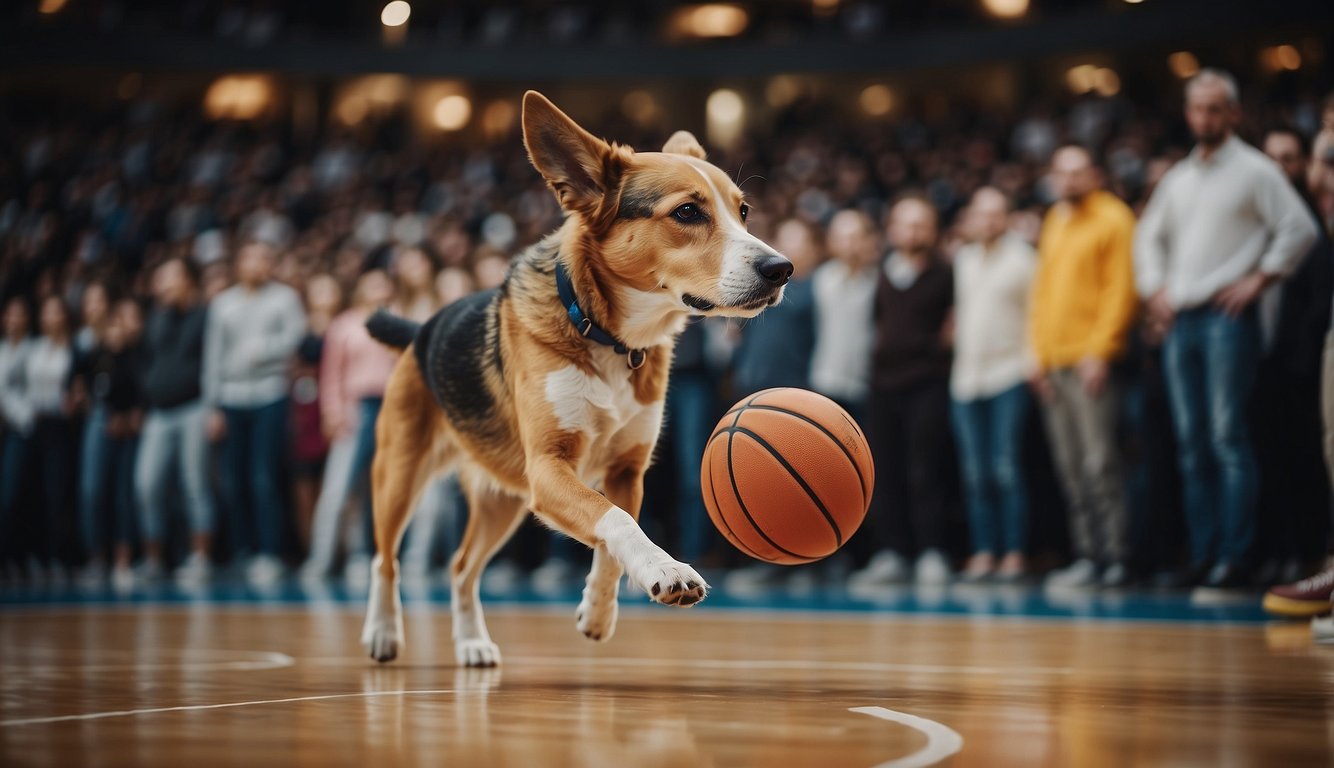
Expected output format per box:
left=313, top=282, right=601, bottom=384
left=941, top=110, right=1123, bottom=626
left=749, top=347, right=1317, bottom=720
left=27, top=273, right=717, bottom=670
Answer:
left=1, top=603, right=1331, bottom=767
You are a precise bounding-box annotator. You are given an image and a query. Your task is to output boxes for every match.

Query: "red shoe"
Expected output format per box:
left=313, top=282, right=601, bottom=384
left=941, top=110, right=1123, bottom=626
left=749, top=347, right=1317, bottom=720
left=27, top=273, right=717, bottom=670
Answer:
left=1263, top=566, right=1334, bottom=618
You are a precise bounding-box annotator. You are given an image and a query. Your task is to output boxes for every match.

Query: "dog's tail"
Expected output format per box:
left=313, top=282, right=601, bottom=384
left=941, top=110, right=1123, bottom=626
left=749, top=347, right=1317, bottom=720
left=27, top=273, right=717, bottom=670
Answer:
left=366, top=308, right=421, bottom=350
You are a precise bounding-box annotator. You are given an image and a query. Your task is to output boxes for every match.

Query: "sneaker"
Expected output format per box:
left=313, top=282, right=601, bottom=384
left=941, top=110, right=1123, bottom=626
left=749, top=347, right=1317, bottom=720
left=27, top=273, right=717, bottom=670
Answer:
left=1313, top=614, right=1334, bottom=644
left=724, top=563, right=784, bottom=593
left=914, top=549, right=951, bottom=585
left=343, top=553, right=371, bottom=589
left=481, top=558, right=523, bottom=594
left=1100, top=562, right=1134, bottom=589
left=995, top=551, right=1027, bottom=582
left=299, top=558, right=332, bottom=583
left=136, top=558, right=166, bottom=584
left=174, top=552, right=213, bottom=587
left=1046, top=558, right=1099, bottom=588
left=848, top=550, right=909, bottom=589
left=530, top=557, right=574, bottom=595
left=1201, top=562, right=1250, bottom=590
left=246, top=554, right=285, bottom=587
left=110, top=563, right=135, bottom=592
left=960, top=552, right=995, bottom=583
left=1263, top=566, right=1334, bottom=618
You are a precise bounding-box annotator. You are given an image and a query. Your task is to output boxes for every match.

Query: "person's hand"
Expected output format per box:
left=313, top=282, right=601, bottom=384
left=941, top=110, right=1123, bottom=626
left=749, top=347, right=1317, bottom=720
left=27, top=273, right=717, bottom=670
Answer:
left=207, top=410, right=227, bottom=443
left=1147, top=289, right=1175, bottom=330
left=1028, top=369, right=1054, bottom=403
left=1213, top=272, right=1271, bottom=318
left=1077, top=356, right=1109, bottom=398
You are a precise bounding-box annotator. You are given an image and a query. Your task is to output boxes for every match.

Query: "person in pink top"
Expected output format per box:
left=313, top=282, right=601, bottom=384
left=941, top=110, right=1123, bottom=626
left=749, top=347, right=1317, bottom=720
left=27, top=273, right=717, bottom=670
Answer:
left=300, top=269, right=398, bottom=580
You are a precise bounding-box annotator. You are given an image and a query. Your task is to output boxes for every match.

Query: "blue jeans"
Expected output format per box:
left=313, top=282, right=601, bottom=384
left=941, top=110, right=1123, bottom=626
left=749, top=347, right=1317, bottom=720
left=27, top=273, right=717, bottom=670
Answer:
left=221, top=398, right=290, bottom=557
left=951, top=384, right=1030, bottom=555
left=1162, top=306, right=1261, bottom=565
left=668, top=372, right=716, bottom=561
left=306, top=397, right=381, bottom=569
left=136, top=400, right=216, bottom=542
left=79, top=407, right=116, bottom=558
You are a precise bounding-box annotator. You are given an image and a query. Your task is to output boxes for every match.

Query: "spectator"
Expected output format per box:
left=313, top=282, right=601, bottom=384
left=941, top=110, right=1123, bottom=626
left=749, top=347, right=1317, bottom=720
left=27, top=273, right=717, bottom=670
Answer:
left=390, top=245, right=443, bottom=322
left=290, top=274, right=343, bottom=554
left=74, top=281, right=112, bottom=355
left=1031, top=145, right=1139, bottom=588
left=301, top=269, right=397, bottom=581
left=25, top=295, right=78, bottom=576
left=732, top=218, right=820, bottom=395
left=72, top=293, right=145, bottom=587
left=137, top=257, right=216, bottom=585
left=203, top=241, right=307, bottom=585
left=950, top=187, right=1037, bottom=583
left=1135, top=70, right=1318, bottom=588
left=852, top=196, right=955, bottom=587
left=0, top=298, right=34, bottom=576
left=1252, top=127, right=1333, bottom=585
left=810, top=209, right=879, bottom=422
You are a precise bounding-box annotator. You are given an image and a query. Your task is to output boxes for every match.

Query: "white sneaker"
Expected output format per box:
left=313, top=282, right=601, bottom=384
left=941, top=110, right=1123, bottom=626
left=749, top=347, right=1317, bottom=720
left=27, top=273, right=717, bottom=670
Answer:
left=246, top=555, right=285, bottom=587
left=915, top=549, right=952, bottom=585
left=481, top=559, right=522, bottom=594
left=849, top=550, right=910, bottom=589
left=1313, top=615, right=1334, bottom=644
left=724, top=563, right=784, bottom=593
left=111, top=564, right=136, bottom=592
left=299, top=558, right=332, bottom=583
left=530, top=557, right=573, bottom=595
left=344, top=553, right=371, bottom=589
left=1046, top=558, right=1100, bottom=588
left=174, top=552, right=213, bottom=587
left=136, top=558, right=165, bottom=584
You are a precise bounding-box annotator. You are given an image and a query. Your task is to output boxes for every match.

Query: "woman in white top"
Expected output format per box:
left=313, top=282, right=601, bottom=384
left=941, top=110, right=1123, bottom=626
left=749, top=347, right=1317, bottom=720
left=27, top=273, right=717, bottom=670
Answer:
left=25, top=295, right=78, bottom=573
left=949, top=188, right=1037, bottom=582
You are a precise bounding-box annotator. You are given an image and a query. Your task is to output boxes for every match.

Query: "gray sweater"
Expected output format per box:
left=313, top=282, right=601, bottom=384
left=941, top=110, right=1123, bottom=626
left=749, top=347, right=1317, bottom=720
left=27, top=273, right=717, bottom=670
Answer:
left=202, top=282, right=306, bottom=408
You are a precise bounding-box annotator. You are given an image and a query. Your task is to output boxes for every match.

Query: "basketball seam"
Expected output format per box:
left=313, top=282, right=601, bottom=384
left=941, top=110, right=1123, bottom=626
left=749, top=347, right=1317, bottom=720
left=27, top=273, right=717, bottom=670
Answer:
left=725, top=403, right=814, bottom=563
left=724, top=426, right=844, bottom=547
left=729, top=404, right=870, bottom=509
left=704, top=434, right=778, bottom=563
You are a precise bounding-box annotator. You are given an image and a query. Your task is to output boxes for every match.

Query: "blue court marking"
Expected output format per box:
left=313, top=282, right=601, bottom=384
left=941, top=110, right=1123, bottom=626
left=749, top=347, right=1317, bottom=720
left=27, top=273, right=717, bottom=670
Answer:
left=0, top=577, right=1271, bottom=624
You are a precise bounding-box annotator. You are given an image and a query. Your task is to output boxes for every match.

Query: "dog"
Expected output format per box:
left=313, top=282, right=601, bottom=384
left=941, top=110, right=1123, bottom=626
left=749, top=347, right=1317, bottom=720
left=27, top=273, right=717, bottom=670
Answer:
left=360, top=91, right=792, bottom=667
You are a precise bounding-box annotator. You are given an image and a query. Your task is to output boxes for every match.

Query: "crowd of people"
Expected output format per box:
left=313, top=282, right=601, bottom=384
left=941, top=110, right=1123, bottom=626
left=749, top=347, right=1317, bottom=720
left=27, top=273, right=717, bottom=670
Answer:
left=1, top=70, right=1332, bottom=609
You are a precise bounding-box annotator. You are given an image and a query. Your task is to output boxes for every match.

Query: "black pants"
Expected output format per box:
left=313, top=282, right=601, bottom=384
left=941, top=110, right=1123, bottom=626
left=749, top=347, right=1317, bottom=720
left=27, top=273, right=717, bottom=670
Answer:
left=866, top=380, right=953, bottom=558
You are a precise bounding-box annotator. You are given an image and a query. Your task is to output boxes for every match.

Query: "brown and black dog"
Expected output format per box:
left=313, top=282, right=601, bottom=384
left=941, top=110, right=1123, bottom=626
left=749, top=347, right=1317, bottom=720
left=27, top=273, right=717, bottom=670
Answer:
left=361, top=91, right=792, bottom=667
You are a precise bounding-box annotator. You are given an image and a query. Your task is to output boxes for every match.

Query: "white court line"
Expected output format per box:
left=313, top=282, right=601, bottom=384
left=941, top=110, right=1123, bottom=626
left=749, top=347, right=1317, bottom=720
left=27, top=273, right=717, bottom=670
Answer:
left=0, top=689, right=456, bottom=728
left=851, top=706, right=963, bottom=768
left=502, top=655, right=1072, bottom=678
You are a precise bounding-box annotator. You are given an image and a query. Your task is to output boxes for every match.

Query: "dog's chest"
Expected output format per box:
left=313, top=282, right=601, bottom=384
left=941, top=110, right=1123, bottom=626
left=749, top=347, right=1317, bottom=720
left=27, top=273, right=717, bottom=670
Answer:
left=542, top=358, right=663, bottom=476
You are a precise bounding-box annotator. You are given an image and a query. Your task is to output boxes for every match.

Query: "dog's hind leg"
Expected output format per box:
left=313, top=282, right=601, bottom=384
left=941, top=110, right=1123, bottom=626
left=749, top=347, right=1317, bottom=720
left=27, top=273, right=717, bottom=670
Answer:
left=362, top=354, right=450, bottom=663
left=450, top=473, right=527, bottom=667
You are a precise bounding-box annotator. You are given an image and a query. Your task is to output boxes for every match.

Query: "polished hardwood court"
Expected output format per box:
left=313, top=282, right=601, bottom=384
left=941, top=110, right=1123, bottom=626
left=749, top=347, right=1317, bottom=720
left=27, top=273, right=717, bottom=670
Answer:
left=1, top=596, right=1331, bottom=767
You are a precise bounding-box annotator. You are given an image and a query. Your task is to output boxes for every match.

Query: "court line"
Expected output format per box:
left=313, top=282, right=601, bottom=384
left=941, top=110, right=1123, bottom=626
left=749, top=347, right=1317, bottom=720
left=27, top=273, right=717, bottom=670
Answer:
left=851, top=706, right=963, bottom=768
left=0, top=689, right=456, bottom=728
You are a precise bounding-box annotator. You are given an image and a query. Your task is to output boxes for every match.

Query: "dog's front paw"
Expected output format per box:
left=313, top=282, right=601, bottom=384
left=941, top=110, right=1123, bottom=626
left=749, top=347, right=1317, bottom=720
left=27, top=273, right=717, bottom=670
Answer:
left=576, top=596, right=618, bottom=642
left=455, top=639, right=502, bottom=667
left=361, top=620, right=403, bottom=663
left=639, top=562, right=708, bottom=607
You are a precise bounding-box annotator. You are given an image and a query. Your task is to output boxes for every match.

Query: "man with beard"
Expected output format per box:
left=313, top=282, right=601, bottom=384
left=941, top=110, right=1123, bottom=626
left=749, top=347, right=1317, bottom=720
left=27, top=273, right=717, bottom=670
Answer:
left=1136, top=70, right=1318, bottom=589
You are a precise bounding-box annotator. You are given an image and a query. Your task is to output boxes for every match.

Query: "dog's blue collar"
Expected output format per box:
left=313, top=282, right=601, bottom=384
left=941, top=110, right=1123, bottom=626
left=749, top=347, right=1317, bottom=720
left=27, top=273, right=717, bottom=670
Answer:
left=555, top=259, right=648, bottom=370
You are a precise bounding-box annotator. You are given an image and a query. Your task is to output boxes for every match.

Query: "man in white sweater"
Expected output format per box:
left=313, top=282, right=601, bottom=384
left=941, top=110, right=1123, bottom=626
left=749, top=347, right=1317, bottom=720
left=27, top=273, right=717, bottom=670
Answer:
left=1135, top=69, right=1318, bottom=589
left=203, top=241, right=307, bottom=584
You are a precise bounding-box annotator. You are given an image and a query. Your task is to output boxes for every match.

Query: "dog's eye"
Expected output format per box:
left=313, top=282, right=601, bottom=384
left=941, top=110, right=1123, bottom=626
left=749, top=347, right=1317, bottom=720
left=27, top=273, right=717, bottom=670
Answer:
left=672, top=203, right=703, bottom=223
left=739, top=203, right=750, bottom=222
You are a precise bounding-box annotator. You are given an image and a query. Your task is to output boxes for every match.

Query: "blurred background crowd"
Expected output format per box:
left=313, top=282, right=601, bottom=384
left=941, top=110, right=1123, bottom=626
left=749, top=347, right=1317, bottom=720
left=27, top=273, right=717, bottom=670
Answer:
left=1, top=0, right=1332, bottom=604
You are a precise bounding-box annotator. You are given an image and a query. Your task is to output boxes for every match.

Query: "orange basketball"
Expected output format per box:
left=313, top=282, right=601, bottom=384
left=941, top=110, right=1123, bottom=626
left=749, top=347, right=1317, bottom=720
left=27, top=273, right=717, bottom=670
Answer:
left=700, top=387, right=874, bottom=565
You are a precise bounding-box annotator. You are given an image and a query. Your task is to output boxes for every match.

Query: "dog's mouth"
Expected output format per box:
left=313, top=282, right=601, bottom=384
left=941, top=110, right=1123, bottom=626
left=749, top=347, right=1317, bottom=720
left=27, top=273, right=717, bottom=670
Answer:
left=681, top=288, right=781, bottom=314
left=682, top=293, right=716, bottom=312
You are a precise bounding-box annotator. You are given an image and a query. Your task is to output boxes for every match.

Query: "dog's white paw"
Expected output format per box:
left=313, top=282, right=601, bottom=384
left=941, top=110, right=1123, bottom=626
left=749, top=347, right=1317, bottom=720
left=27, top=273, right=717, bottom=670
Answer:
left=638, top=561, right=708, bottom=607
left=362, top=620, right=403, bottom=663
left=455, top=638, right=502, bottom=668
left=576, top=596, right=618, bottom=642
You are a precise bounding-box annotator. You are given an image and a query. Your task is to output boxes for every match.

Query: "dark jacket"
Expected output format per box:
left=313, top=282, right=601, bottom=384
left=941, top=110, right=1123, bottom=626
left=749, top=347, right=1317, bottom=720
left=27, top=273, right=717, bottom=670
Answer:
left=871, top=255, right=954, bottom=392
left=141, top=304, right=208, bottom=410
left=732, top=277, right=816, bottom=395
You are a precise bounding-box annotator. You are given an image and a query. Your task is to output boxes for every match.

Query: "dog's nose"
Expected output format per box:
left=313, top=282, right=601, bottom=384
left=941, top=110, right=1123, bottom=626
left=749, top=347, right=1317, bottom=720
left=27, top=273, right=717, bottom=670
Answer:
left=755, top=255, right=794, bottom=287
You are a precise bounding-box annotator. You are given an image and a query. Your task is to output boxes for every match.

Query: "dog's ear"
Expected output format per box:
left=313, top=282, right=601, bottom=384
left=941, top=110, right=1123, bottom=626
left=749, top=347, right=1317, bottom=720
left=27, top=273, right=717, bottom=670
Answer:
left=662, top=131, right=707, bottom=160
left=523, top=91, right=626, bottom=218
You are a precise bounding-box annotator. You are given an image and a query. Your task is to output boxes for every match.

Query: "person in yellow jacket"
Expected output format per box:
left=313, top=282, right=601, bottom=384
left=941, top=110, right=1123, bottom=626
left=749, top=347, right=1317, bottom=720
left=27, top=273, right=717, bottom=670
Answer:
left=1029, top=145, right=1139, bottom=588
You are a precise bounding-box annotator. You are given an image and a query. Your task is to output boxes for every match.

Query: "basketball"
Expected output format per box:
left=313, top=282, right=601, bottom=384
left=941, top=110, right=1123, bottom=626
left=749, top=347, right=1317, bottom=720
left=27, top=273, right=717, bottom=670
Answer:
left=701, top=387, right=874, bottom=565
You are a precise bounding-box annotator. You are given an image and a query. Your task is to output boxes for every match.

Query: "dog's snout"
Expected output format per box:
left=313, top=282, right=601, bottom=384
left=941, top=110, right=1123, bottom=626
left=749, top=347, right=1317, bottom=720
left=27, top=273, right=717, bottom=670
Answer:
left=755, top=255, right=794, bottom=287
